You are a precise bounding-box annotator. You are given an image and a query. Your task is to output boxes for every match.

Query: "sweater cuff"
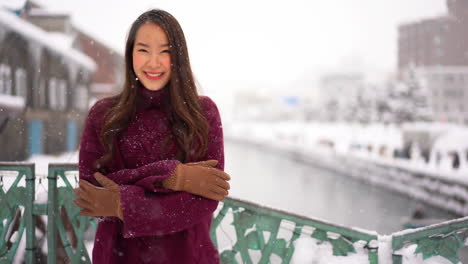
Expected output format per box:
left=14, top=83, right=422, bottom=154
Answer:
left=120, top=185, right=155, bottom=238
left=134, top=159, right=180, bottom=192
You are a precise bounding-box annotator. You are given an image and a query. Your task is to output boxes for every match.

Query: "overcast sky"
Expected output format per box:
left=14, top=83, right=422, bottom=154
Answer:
left=39, top=0, right=446, bottom=93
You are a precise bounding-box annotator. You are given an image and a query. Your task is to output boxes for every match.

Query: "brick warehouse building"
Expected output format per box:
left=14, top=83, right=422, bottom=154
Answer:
left=397, top=0, right=468, bottom=124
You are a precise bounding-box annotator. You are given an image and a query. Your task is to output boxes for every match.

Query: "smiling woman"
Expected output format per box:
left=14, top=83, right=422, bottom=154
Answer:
left=132, top=23, right=172, bottom=91
left=73, top=9, right=230, bottom=264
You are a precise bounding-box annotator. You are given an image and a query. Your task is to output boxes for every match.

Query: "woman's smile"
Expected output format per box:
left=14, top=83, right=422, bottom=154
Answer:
left=144, top=71, right=164, bottom=80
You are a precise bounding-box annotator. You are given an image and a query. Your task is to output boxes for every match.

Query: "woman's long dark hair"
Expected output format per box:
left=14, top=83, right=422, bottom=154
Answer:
left=95, top=9, right=209, bottom=170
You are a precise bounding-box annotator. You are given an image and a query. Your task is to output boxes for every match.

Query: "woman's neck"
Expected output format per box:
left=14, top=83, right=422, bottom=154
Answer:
left=137, top=84, right=168, bottom=109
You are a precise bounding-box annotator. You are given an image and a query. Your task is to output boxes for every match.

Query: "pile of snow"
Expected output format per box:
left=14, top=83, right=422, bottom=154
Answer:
left=0, top=94, right=25, bottom=114
left=291, top=237, right=370, bottom=264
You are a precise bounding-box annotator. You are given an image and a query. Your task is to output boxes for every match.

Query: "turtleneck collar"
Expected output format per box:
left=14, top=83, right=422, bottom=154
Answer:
left=137, top=84, right=169, bottom=110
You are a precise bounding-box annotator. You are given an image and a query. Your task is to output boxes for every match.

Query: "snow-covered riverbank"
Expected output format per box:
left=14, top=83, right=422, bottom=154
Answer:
left=225, top=121, right=468, bottom=216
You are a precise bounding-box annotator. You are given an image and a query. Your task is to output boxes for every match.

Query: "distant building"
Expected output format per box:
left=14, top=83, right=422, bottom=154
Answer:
left=0, top=6, right=95, bottom=160
left=318, top=73, right=366, bottom=122
left=397, top=0, right=468, bottom=124
left=398, top=0, right=468, bottom=68
left=24, top=1, right=124, bottom=101
left=0, top=0, right=124, bottom=160
left=406, top=66, right=468, bottom=123
left=74, top=30, right=124, bottom=100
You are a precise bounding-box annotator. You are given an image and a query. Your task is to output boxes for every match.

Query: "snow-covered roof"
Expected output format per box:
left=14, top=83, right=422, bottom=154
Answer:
left=0, top=0, right=27, bottom=11
left=0, top=8, right=96, bottom=71
left=48, top=32, right=74, bottom=48
left=27, top=8, right=69, bottom=17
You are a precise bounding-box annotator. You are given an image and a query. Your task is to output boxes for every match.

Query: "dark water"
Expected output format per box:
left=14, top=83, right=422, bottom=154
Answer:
left=224, top=140, right=458, bottom=234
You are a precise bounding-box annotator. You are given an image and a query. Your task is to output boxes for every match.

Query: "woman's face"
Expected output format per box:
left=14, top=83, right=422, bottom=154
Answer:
left=132, top=22, right=172, bottom=91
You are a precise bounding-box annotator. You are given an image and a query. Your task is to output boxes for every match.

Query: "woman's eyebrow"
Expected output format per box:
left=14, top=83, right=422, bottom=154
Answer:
left=135, top=43, right=169, bottom=48
left=135, top=42, right=150, bottom=47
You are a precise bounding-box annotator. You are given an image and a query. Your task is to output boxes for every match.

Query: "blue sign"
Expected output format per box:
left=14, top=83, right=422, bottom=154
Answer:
left=284, top=96, right=299, bottom=106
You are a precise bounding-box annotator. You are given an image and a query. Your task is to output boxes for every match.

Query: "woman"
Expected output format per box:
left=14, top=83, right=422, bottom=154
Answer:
left=73, top=9, right=230, bottom=264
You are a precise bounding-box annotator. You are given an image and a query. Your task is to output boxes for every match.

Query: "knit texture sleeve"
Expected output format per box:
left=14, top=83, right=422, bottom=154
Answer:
left=78, top=99, right=180, bottom=192
left=119, top=96, right=225, bottom=237
left=199, top=96, right=225, bottom=171
left=79, top=99, right=112, bottom=186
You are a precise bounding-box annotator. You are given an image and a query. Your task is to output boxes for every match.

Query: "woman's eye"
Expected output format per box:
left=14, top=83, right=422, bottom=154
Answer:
left=161, top=49, right=170, bottom=53
left=138, top=49, right=148, bottom=53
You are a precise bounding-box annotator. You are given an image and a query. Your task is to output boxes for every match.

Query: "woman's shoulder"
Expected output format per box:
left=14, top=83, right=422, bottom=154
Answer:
left=86, top=97, right=117, bottom=123
left=198, top=95, right=221, bottom=121
left=198, top=95, right=219, bottom=111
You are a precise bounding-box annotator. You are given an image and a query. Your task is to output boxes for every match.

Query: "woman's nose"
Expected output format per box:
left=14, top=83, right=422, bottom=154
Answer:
left=147, top=55, right=161, bottom=68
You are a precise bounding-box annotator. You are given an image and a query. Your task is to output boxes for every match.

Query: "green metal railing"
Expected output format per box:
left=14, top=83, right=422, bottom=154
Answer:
left=47, top=164, right=96, bottom=264
left=392, top=216, right=468, bottom=264
left=211, top=197, right=378, bottom=264
left=0, top=162, right=35, bottom=264
left=0, top=162, right=467, bottom=263
left=0, top=163, right=95, bottom=264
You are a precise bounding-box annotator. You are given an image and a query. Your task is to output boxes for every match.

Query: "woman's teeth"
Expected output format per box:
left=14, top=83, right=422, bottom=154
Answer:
left=147, top=72, right=162, bottom=77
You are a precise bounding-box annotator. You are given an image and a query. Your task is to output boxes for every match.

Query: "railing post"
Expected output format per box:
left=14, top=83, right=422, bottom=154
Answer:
left=24, top=164, right=36, bottom=264
left=392, top=254, right=403, bottom=264
left=47, top=165, right=58, bottom=264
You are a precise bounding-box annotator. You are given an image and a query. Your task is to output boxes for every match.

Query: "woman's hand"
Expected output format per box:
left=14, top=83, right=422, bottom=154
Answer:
left=162, top=160, right=231, bottom=201
left=73, top=172, right=123, bottom=220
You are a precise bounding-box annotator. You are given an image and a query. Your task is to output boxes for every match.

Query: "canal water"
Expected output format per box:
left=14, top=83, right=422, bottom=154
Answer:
left=224, top=140, right=458, bottom=234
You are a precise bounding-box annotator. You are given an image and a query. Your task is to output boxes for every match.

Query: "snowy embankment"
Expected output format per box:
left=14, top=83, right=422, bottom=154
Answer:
left=225, top=121, right=468, bottom=215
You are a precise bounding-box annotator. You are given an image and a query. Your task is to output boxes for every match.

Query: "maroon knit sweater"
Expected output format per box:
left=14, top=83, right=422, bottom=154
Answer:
left=79, top=85, right=223, bottom=264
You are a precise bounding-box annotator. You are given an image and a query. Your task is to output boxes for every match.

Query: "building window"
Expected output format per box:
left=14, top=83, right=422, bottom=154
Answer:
left=49, top=78, right=57, bottom=110
left=75, top=85, right=88, bottom=111
left=15, top=68, right=27, bottom=98
left=445, top=74, right=454, bottom=83
left=57, top=79, right=67, bottom=111
left=0, top=63, right=12, bottom=95
left=38, top=79, right=46, bottom=108
left=48, top=78, right=67, bottom=111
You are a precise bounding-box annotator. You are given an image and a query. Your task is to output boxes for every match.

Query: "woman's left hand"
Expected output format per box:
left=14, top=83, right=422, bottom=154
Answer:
left=73, top=172, right=124, bottom=220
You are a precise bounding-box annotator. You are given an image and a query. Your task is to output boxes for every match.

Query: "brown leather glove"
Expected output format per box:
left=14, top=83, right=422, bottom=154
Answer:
left=73, top=172, right=123, bottom=220
left=162, top=160, right=230, bottom=201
